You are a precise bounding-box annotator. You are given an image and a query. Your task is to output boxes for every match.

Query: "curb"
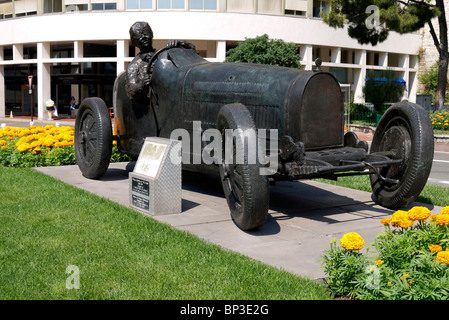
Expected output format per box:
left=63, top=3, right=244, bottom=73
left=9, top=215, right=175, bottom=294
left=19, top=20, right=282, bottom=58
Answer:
left=349, top=124, right=449, bottom=144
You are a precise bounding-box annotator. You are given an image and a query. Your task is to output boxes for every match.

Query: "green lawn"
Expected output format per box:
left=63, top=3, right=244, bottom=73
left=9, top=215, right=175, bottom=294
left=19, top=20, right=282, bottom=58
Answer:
left=0, top=167, right=330, bottom=300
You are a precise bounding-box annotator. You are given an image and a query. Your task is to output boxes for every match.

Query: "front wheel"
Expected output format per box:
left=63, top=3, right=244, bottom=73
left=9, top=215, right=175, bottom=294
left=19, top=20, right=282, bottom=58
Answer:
left=216, top=103, right=270, bottom=230
left=75, top=97, right=113, bottom=179
left=369, top=101, right=434, bottom=209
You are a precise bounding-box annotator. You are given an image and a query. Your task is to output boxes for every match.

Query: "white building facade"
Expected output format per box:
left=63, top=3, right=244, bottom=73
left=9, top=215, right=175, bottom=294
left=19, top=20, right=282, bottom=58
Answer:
left=0, top=0, right=423, bottom=120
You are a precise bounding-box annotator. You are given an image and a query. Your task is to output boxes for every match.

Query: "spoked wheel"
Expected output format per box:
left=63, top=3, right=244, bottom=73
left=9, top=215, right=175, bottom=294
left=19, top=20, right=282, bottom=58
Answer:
left=75, top=97, right=113, bottom=179
left=216, top=103, right=269, bottom=230
left=369, top=101, right=434, bottom=209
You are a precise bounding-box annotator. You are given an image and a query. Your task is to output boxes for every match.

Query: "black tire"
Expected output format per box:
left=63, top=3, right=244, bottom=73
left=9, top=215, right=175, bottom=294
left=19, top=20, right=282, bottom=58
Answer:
left=75, top=97, right=113, bottom=179
left=370, top=101, right=434, bottom=209
left=216, top=103, right=270, bottom=230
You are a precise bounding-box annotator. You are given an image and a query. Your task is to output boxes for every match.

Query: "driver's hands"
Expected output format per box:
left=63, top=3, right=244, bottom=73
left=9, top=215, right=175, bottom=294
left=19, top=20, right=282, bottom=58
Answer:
left=143, top=74, right=151, bottom=86
left=166, top=40, right=196, bottom=50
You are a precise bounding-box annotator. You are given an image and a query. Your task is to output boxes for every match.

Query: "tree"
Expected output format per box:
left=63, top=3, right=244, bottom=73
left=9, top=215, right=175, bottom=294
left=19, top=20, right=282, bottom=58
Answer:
left=323, top=0, right=448, bottom=109
left=419, top=61, right=449, bottom=105
left=225, top=34, right=301, bottom=68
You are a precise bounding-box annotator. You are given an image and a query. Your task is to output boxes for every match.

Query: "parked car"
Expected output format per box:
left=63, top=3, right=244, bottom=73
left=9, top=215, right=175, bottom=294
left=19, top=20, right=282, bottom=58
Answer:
left=75, top=46, right=434, bottom=230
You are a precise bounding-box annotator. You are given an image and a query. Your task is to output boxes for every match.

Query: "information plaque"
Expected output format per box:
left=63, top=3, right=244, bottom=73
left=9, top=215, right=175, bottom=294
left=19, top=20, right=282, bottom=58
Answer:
left=129, top=137, right=181, bottom=215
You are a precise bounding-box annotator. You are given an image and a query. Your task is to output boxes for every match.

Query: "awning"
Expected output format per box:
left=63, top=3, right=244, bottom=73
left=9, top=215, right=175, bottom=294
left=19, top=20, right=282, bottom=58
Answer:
left=366, top=77, right=406, bottom=86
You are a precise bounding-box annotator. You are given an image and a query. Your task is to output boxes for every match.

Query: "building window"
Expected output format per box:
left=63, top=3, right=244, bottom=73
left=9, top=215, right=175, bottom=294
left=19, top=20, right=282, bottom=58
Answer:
left=190, top=0, right=216, bottom=10
left=65, top=1, right=88, bottom=12
left=127, top=0, right=153, bottom=10
left=157, top=0, right=185, bottom=10
left=44, top=0, right=62, bottom=13
left=0, top=2, right=13, bottom=19
left=92, top=2, right=117, bottom=10
left=313, top=0, right=328, bottom=17
left=284, top=9, right=305, bottom=16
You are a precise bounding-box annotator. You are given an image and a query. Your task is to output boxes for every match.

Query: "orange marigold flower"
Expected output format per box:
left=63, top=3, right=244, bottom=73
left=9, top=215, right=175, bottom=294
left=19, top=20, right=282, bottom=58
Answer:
left=340, top=232, right=364, bottom=251
left=391, top=210, right=414, bottom=228
left=381, top=218, right=391, bottom=225
left=435, top=214, right=449, bottom=226
left=429, top=245, right=443, bottom=253
left=375, top=260, right=384, bottom=267
left=408, top=206, right=431, bottom=221
left=436, top=251, right=449, bottom=265
left=440, top=206, right=449, bottom=215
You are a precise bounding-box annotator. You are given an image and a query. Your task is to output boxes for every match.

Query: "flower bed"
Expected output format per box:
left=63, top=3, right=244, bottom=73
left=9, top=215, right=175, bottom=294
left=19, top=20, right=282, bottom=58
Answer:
left=321, top=206, right=449, bottom=300
left=429, top=110, right=449, bottom=131
left=0, top=125, right=130, bottom=167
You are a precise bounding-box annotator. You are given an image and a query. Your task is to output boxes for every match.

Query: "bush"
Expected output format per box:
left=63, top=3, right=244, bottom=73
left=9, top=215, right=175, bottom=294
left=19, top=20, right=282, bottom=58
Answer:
left=363, top=69, right=405, bottom=112
left=321, top=206, right=449, bottom=300
left=0, top=125, right=131, bottom=168
left=225, top=34, right=301, bottom=68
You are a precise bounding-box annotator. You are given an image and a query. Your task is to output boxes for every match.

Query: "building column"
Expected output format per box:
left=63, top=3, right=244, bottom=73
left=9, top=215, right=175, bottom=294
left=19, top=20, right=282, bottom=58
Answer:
left=13, top=43, right=24, bottom=61
left=37, top=42, right=51, bottom=120
left=74, top=40, right=83, bottom=59
left=353, top=50, right=367, bottom=103
left=300, top=44, right=313, bottom=70
left=331, top=47, right=341, bottom=63
left=0, top=46, right=4, bottom=118
left=116, top=39, right=128, bottom=75
left=216, top=40, right=226, bottom=62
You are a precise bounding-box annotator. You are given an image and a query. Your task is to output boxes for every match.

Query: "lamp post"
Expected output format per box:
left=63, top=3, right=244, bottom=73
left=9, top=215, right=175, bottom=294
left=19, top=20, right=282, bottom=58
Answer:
left=28, top=75, right=33, bottom=125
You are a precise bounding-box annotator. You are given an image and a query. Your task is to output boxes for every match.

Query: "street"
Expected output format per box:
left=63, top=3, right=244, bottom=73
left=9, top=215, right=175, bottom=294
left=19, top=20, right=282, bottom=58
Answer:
left=428, top=151, right=449, bottom=188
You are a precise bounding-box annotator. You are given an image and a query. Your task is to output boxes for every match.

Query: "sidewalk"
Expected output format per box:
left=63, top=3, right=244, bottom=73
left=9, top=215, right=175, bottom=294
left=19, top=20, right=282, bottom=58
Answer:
left=0, top=115, right=75, bottom=128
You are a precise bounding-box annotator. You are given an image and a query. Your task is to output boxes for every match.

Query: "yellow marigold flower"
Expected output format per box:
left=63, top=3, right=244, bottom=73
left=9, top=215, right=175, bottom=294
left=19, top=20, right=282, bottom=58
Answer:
left=32, top=146, right=42, bottom=155
left=435, top=214, right=449, bottom=226
left=340, top=232, right=364, bottom=251
left=400, top=273, right=410, bottom=283
left=440, top=206, right=449, bottom=215
left=391, top=210, right=414, bottom=228
left=380, top=218, right=391, bottom=225
left=408, top=206, right=431, bottom=221
left=0, top=140, right=6, bottom=146
left=435, top=251, right=449, bottom=265
left=429, top=245, right=443, bottom=253
left=375, top=260, right=384, bottom=267
left=17, top=143, right=30, bottom=152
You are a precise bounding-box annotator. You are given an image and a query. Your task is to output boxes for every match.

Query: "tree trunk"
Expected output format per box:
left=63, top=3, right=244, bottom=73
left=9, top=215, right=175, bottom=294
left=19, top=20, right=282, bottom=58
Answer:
left=435, top=0, right=448, bottom=110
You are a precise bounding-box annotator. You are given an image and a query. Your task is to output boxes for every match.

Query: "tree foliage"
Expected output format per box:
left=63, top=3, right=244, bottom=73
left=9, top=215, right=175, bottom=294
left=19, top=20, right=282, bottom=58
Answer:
left=323, top=0, right=448, bottom=109
left=323, top=0, right=438, bottom=46
left=419, top=61, right=449, bottom=104
left=225, top=34, right=301, bottom=68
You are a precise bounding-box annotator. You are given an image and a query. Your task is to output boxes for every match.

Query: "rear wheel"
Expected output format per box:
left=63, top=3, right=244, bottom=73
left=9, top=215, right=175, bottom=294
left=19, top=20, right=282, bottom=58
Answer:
left=75, top=97, right=112, bottom=179
left=369, top=101, right=434, bottom=209
left=217, top=103, right=269, bottom=230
